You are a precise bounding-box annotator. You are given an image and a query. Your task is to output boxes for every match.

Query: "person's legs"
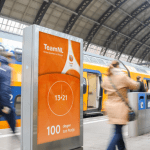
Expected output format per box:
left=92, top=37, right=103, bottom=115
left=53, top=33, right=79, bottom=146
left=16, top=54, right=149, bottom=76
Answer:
left=107, top=125, right=117, bottom=150
left=107, top=125, right=125, bottom=150
left=116, top=125, right=126, bottom=150
left=115, top=125, right=126, bottom=150
left=0, top=107, right=16, bottom=133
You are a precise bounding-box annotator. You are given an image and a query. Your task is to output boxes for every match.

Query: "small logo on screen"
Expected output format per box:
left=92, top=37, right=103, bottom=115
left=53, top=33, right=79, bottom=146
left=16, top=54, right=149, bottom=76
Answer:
left=69, top=55, right=73, bottom=62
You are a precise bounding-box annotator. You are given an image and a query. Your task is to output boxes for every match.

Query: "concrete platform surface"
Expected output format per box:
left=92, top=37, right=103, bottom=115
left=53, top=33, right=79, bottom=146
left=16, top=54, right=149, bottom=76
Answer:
left=83, top=116, right=150, bottom=150
left=0, top=116, right=150, bottom=150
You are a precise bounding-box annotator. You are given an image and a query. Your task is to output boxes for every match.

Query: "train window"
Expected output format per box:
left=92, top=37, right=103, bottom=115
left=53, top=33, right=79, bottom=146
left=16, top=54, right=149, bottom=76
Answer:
left=83, top=77, right=87, bottom=94
left=97, top=58, right=106, bottom=65
left=104, top=60, right=112, bottom=66
left=15, top=54, right=22, bottom=62
left=0, top=45, right=5, bottom=54
left=135, top=67, right=147, bottom=74
left=145, top=84, right=147, bottom=90
left=147, top=81, right=150, bottom=90
left=140, top=69, right=147, bottom=74
left=14, top=48, right=22, bottom=62
left=15, top=95, right=21, bottom=116
left=89, top=56, right=99, bottom=64
left=84, top=55, right=90, bottom=63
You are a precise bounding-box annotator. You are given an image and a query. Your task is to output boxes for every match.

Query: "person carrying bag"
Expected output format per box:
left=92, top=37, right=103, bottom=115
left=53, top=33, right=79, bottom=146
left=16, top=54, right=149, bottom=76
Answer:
left=101, top=60, right=140, bottom=150
left=108, top=77, right=136, bottom=122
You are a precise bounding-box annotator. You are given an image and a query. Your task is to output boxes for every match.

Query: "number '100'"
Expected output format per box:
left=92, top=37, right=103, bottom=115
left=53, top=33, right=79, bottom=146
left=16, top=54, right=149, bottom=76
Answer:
left=47, top=125, right=60, bottom=135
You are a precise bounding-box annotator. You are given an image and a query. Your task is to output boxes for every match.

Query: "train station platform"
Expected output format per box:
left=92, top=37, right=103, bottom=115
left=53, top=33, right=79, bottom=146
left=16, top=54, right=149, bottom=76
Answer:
left=0, top=116, right=150, bottom=150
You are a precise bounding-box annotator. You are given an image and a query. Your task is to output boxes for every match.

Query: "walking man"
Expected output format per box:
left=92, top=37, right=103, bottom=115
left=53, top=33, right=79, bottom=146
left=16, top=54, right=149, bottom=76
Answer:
left=0, top=52, right=16, bottom=133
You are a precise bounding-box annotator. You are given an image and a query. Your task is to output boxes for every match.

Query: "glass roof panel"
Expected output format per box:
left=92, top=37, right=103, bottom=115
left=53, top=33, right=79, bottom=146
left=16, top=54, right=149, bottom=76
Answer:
left=0, top=16, right=29, bottom=35
left=11, top=21, right=15, bottom=27
left=7, top=20, right=12, bottom=25
left=15, top=22, right=20, bottom=28
left=0, top=17, right=3, bottom=23
left=3, top=19, right=8, bottom=25
left=1, top=24, right=6, bottom=30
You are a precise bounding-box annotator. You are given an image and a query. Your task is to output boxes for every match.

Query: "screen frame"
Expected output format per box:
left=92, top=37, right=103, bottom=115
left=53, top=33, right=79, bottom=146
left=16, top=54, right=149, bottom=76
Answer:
left=30, top=25, right=83, bottom=150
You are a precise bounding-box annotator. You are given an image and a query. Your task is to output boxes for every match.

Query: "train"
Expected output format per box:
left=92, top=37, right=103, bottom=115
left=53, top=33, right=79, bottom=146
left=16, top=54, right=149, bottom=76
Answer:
left=1, top=37, right=150, bottom=129
left=83, top=52, right=150, bottom=115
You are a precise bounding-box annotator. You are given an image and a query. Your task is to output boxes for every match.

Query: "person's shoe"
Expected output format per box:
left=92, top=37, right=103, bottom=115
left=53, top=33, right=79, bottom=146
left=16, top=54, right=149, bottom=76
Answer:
left=2, top=107, right=11, bottom=114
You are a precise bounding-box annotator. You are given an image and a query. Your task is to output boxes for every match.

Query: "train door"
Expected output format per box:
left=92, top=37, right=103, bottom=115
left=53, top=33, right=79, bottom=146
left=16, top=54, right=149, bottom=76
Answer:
left=148, top=81, right=150, bottom=90
left=86, top=72, right=102, bottom=116
left=87, top=73, right=99, bottom=109
left=83, top=69, right=102, bottom=116
left=146, top=80, right=150, bottom=92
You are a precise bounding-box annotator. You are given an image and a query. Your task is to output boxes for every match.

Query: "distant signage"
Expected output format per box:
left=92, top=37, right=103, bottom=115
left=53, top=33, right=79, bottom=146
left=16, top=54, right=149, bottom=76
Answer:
left=37, top=32, right=80, bottom=144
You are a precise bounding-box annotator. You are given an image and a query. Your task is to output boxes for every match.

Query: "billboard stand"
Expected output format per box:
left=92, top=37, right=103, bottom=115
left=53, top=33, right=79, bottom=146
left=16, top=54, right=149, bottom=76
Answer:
left=21, top=25, right=83, bottom=150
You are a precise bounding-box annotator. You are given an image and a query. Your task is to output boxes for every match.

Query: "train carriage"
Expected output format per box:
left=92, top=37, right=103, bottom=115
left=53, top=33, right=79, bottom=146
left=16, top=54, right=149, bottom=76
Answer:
left=83, top=52, right=150, bottom=116
left=1, top=38, right=150, bottom=128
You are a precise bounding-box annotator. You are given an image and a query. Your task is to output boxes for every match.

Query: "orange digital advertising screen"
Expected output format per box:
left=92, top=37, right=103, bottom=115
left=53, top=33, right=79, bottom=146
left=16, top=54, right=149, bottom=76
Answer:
left=37, top=32, right=80, bottom=145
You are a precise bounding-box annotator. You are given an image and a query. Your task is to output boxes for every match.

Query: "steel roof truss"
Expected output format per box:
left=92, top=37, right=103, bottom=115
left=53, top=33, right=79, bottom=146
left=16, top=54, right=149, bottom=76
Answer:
left=85, top=0, right=127, bottom=51
left=103, top=1, right=150, bottom=55
left=63, top=0, right=93, bottom=34
left=127, top=31, right=150, bottom=62
left=0, top=0, right=6, bottom=12
left=116, top=16, right=150, bottom=59
left=33, top=0, right=53, bottom=25
left=139, top=47, right=150, bottom=62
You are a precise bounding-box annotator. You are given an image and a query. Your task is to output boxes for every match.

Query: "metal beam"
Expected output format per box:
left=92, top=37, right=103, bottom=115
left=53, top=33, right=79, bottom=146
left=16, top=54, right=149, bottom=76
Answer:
left=138, top=47, right=150, bottom=62
left=104, top=0, right=148, bottom=26
left=147, top=0, right=150, bottom=5
left=52, top=2, right=78, bottom=15
left=33, top=0, right=53, bottom=25
left=53, top=0, right=150, bottom=31
left=103, top=1, right=150, bottom=56
left=115, top=16, right=150, bottom=60
left=0, top=0, right=5, bottom=12
left=84, top=0, right=127, bottom=51
left=93, top=24, right=150, bottom=50
left=127, top=31, right=150, bottom=62
left=2, top=2, right=150, bottom=53
left=2, top=0, right=150, bottom=61
left=63, top=0, right=93, bottom=34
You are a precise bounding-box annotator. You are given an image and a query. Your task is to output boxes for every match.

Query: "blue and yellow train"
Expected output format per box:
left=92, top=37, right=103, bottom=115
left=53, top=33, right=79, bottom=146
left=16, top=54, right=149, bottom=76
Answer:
left=0, top=46, right=22, bottom=129
left=1, top=37, right=150, bottom=129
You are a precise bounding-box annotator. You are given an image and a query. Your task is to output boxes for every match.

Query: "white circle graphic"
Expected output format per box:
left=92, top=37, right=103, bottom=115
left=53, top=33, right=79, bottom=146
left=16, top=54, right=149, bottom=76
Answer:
left=47, top=81, right=74, bottom=116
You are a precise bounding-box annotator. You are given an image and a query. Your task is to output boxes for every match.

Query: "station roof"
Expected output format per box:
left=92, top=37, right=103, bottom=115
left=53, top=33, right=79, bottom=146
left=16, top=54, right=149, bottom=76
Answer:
left=0, top=0, right=150, bottom=65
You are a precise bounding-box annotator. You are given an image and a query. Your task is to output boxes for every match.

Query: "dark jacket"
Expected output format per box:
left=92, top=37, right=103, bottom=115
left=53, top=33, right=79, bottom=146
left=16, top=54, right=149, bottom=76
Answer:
left=0, top=56, right=16, bottom=133
left=0, top=56, right=12, bottom=108
left=135, top=81, right=146, bottom=92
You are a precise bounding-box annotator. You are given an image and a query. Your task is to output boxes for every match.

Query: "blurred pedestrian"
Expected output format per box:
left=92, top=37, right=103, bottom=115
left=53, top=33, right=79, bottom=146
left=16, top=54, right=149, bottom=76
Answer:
left=135, top=76, right=146, bottom=92
left=101, top=60, right=140, bottom=150
left=0, top=52, right=16, bottom=133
